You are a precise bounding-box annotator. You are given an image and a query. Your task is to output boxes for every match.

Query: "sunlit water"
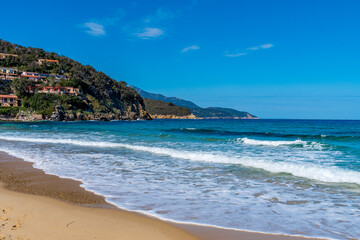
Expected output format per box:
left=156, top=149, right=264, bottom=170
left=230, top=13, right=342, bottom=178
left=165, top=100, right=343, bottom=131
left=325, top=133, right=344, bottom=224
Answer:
left=0, top=119, right=359, bottom=239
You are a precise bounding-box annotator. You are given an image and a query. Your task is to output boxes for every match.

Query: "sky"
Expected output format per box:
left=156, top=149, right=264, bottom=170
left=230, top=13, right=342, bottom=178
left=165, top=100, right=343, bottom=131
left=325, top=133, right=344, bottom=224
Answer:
left=1, top=0, right=360, bottom=119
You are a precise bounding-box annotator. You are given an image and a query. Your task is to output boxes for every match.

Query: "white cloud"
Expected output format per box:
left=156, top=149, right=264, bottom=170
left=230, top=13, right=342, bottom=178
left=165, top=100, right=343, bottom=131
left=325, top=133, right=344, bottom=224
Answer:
left=248, top=43, right=274, bottom=50
left=181, top=45, right=200, bottom=53
left=126, top=8, right=180, bottom=39
left=224, top=52, right=247, bottom=57
left=226, top=43, right=274, bottom=57
left=80, top=8, right=125, bottom=37
left=135, top=27, right=164, bottom=39
left=260, top=43, right=274, bottom=49
left=82, top=22, right=106, bottom=36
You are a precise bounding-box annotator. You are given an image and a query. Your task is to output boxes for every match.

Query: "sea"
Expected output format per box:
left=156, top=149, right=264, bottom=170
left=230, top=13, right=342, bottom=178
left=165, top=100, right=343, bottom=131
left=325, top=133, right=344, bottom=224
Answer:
left=0, top=119, right=359, bottom=239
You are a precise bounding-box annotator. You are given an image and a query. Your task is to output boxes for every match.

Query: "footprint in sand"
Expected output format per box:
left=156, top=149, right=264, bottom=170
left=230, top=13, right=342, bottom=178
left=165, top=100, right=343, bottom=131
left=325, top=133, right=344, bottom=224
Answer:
left=0, top=234, right=5, bottom=240
left=12, top=224, right=21, bottom=230
left=0, top=217, right=9, bottom=222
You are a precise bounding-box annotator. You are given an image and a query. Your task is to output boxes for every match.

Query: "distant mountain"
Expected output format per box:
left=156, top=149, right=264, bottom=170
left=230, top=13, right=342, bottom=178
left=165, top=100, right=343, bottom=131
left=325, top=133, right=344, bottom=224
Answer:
left=143, top=98, right=195, bottom=119
left=130, top=86, right=201, bottom=109
left=131, top=86, right=258, bottom=119
left=191, top=107, right=258, bottom=119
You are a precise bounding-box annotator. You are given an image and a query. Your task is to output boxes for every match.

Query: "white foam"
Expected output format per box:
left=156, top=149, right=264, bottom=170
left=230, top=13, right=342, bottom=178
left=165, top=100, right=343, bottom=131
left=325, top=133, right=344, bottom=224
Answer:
left=0, top=135, right=359, bottom=185
left=238, top=137, right=305, bottom=146
left=236, top=138, right=324, bottom=150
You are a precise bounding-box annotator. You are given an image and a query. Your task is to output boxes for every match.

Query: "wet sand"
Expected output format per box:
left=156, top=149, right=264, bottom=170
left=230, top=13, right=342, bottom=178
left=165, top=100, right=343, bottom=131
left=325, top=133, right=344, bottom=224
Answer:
left=0, top=151, right=327, bottom=240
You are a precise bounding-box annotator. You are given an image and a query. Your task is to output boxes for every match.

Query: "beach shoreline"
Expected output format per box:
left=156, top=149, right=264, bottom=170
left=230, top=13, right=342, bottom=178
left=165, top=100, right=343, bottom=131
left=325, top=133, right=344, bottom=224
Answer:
left=0, top=151, right=328, bottom=240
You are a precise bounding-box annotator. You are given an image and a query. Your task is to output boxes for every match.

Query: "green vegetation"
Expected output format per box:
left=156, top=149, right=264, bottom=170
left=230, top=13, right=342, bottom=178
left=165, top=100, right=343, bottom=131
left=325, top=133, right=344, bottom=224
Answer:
left=143, top=98, right=191, bottom=116
left=0, top=39, right=149, bottom=120
left=191, top=107, right=256, bottom=118
left=10, top=78, right=34, bottom=98
left=22, top=93, right=89, bottom=115
left=0, top=80, right=12, bottom=94
left=0, top=106, right=25, bottom=116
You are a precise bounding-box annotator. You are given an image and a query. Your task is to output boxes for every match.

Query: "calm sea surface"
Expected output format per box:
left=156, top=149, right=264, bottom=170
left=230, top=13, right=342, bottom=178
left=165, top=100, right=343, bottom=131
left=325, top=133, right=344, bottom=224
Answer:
left=0, top=119, right=359, bottom=239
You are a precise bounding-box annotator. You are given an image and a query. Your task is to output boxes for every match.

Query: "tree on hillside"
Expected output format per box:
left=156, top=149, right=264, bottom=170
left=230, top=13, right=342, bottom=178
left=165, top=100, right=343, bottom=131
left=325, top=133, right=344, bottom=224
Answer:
left=11, top=78, right=32, bottom=98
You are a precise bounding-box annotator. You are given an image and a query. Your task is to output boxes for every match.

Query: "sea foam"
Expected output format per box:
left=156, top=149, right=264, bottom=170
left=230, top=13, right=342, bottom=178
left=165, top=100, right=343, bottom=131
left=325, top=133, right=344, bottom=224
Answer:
left=0, top=135, right=359, bottom=185
left=236, top=137, right=325, bottom=150
left=238, top=137, right=305, bottom=146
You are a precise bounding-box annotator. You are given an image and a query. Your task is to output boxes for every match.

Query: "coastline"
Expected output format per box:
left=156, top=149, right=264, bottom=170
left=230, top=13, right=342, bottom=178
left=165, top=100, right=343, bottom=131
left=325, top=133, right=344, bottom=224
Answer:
left=0, top=151, right=328, bottom=240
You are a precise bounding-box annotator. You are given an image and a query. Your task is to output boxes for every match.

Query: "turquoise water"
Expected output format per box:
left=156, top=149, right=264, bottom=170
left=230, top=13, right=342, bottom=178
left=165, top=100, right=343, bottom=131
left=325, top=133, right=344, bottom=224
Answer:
left=0, top=119, right=359, bottom=239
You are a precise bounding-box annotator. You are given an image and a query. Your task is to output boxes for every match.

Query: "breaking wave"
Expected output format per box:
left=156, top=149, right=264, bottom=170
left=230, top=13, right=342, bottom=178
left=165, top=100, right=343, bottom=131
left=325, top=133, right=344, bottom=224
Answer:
left=235, top=137, right=326, bottom=150
left=0, top=135, right=359, bottom=185
left=237, top=137, right=306, bottom=146
left=166, top=128, right=360, bottom=141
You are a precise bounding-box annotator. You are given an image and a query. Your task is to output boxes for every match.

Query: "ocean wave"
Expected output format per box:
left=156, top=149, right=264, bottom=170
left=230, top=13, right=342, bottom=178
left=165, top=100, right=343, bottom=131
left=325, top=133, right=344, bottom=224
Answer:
left=235, top=137, right=325, bottom=150
left=237, top=137, right=306, bottom=146
left=1, top=135, right=359, bottom=185
left=167, top=128, right=360, bottom=141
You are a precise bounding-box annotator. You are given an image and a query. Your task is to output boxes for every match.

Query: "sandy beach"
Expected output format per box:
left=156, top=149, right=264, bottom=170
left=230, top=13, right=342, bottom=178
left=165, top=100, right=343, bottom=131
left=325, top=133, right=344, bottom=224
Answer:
left=0, top=151, right=198, bottom=240
left=0, top=151, right=327, bottom=240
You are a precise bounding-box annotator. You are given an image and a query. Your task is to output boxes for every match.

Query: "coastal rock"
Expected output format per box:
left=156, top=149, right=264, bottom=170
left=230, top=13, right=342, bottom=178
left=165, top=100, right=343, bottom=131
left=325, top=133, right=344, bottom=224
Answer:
left=66, top=113, right=76, bottom=121
left=150, top=113, right=198, bottom=119
left=14, top=110, right=43, bottom=121
left=76, top=112, right=85, bottom=120
left=50, top=105, right=65, bottom=121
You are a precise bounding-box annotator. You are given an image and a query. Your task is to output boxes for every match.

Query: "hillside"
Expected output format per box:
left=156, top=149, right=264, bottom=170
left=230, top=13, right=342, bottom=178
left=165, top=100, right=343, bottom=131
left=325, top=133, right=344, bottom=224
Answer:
left=191, top=107, right=257, bottom=119
left=143, top=98, right=195, bottom=119
left=130, top=86, right=200, bottom=109
left=0, top=39, right=150, bottom=121
left=131, top=86, right=258, bottom=119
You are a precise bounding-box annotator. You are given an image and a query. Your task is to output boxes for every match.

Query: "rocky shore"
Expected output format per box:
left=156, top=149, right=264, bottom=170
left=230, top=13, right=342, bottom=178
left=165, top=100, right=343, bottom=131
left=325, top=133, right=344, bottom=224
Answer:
left=0, top=105, right=152, bottom=122
left=149, top=113, right=198, bottom=119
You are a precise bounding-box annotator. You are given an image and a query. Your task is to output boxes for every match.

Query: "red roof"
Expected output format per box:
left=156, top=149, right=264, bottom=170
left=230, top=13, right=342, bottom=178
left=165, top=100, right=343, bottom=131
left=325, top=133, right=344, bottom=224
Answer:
left=22, top=75, right=40, bottom=78
left=39, top=59, right=59, bottom=63
left=0, top=95, right=18, bottom=98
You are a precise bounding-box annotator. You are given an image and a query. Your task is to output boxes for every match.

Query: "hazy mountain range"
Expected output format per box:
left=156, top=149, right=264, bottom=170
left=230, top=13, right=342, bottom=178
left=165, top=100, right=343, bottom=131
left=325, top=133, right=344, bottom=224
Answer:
left=130, top=86, right=258, bottom=119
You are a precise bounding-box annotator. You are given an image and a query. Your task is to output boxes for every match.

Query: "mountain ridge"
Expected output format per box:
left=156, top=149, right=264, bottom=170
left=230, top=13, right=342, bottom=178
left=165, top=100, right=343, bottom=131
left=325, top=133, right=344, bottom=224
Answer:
left=130, top=86, right=201, bottom=109
left=130, top=86, right=258, bottom=119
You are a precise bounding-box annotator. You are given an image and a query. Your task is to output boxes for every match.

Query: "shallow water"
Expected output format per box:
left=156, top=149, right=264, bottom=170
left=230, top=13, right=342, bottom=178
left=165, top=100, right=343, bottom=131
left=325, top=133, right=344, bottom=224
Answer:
left=0, top=119, right=359, bottom=239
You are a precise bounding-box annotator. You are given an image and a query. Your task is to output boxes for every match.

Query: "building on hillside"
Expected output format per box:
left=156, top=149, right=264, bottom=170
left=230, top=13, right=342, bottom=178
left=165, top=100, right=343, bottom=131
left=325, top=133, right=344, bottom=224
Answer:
left=21, top=72, right=67, bottom=82
left=0, top=53, right=18, bottom=59
left=0, top=95, right=18, bottom=107
left=0, top=67, right=19, bottom=80
left=27, top=85, right=81, bottom=96
left=21, top=72, right=41, bottom=81
left=38, top=59, right=59, bottom=65
left=40, top=73, right=67, bottom=81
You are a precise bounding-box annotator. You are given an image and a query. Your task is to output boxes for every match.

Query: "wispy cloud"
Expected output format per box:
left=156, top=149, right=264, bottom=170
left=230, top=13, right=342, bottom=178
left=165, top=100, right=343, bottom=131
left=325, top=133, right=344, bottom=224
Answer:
left=225, top=43, right=274, bottom=57
left=135, top=27, right=164, bottom=39
left=181, top=45, right=200, bottom=53
left=224, top=52, right=247, bottom=57
left=80, top=8, right=125, bottom=37
left=129, top=8, right=180, bottom=40
left=82, top=22, right=106, bottom=36
left=248, top=43, right=274, bottom=50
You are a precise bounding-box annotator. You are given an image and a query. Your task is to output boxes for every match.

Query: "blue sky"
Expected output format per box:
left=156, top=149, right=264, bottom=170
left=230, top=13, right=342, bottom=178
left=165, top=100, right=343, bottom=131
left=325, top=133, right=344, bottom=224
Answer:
left=2, top=0, right=360, bottom=119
